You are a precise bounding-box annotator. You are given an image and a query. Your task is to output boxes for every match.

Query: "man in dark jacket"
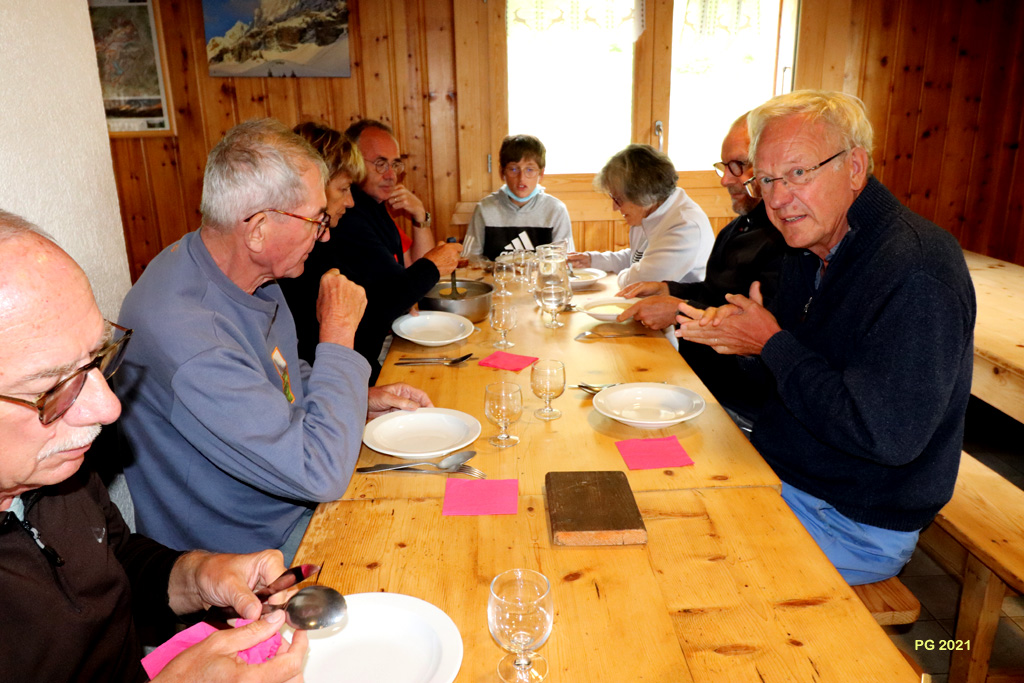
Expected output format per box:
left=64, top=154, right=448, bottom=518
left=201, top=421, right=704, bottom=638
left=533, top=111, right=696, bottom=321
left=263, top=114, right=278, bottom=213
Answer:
left=0, top=211, right=308, bottom=682
left=617, top=113, right=787, bottom=419
left=677, top=91, right=976, bottom=585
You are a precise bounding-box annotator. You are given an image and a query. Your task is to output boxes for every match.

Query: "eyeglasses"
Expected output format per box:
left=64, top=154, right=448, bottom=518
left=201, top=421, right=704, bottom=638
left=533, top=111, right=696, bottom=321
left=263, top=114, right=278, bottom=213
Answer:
left=713, top=159, right=748, bottom=178
left=371, top=158, right=406, bottom=175
left=505, top=165, right=540, bottom=179
left=744, top=149, right=848, bottom=199
left=0, top=322, right=132, bottom=425
left=608, top=193, right=626, bottom=206
left=244, top=208, right=330, bottom=240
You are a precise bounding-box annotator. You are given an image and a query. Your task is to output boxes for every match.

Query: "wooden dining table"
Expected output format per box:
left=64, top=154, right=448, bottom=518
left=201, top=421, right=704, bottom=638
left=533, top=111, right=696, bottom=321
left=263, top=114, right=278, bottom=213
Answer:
left=963, top=250, right=1024, bottom=424
left=295, top=270, right=920, bottom=683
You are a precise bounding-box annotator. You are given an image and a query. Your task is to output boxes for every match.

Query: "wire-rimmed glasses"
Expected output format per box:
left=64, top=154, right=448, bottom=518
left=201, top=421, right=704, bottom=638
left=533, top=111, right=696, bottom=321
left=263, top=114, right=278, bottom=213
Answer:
left=243, top=208, right=331, bottom=240
left=371, top=157, right=406, bottom=175
left=743, top=149, right=848, bottom=199
left=0, top=322, right=132, bottom=425
left=487, top=568, right=553, bottom=682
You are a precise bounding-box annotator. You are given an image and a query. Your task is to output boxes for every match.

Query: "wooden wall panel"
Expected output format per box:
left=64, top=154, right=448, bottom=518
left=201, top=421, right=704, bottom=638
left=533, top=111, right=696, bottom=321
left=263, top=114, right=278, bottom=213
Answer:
left=112, top=0, right=1024, bottom=283
left=796, top=0, right=1024, bottom=266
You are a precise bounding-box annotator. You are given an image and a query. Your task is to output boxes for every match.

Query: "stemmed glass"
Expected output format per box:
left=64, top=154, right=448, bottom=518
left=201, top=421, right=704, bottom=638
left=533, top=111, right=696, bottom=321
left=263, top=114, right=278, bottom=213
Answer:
left=491, top=302, right=517, bottom=349
left=530, top=360, right=565, bottom=420
left=539, top=285, right=567, bottom=328
left=494, top=259, right=515, bottom=297
left=485, top=382, right=522, bottom=448
left=487, top=568, right=554, bottom=683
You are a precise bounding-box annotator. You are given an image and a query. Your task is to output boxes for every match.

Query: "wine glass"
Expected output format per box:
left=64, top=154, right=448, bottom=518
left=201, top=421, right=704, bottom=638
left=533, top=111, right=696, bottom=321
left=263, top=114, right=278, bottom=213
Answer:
left=512, top=248, right=529, bottom=283
left=485, top=382, right=522, bottom=447
left=490, top=302, right=517, bottom=349
left=494, top=259, right=515, bottom=297
left=539, top=285, right=567, bottom=328
left=530, top=360, right=565, bottom=420
left=487, top=568, right=553, bottom=683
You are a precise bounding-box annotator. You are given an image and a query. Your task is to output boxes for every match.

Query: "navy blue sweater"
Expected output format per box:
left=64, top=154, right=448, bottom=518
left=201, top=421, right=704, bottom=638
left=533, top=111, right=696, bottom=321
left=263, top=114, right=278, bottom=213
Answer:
left=752, top=177, right=976, bottom=531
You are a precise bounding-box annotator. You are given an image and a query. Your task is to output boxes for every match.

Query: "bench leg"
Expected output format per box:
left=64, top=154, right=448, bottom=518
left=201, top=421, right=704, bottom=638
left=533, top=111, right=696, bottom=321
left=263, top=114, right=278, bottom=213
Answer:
left=949, top=555, right=1007, bottom=683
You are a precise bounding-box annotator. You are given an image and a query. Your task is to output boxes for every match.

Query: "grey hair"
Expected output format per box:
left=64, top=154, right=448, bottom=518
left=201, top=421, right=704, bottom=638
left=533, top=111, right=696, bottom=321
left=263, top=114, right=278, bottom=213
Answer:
left=749, top=90, right=875, bottom=174
left=344, top=119, right=395, bottom=144
left=594, top=144, right=679, bottom=209
left=0, top=209, right=56, bottom=244
left=200, top=118, right=328, bottom=231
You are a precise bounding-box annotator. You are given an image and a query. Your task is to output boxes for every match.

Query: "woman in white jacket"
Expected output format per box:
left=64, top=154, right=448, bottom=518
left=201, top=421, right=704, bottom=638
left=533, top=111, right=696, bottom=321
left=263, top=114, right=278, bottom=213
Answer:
left=569, top=144, right=713, bottom=288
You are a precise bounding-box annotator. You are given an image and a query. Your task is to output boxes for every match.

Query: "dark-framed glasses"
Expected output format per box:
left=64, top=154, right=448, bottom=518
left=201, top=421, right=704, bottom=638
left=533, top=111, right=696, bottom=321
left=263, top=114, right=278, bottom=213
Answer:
left=713, top=159, right=748, bottom=178
left=244, top=208, right=330, bottom=240
left=0, top=322, right=132, bottom=425
left=505, top=165, right=540, bottom=179
left=744, top=149, right=848, bottom=199
left=371, top=158, right=406, bottom=175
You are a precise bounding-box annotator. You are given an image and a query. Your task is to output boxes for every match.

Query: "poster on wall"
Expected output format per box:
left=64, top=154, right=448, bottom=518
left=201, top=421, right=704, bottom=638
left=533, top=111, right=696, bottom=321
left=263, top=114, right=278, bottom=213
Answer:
left=88, top=0, right=172, bottom=135
left=202, top=0, right=351, bottom=77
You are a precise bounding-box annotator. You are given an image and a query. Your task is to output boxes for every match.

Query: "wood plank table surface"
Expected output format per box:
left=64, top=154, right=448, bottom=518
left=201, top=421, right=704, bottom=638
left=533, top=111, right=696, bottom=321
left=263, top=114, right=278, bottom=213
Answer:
left=296, top=486, right=919, bottom=682
left=341, top=270, right=780, bottom=502
left=963, top=250, right=1024, bottom=423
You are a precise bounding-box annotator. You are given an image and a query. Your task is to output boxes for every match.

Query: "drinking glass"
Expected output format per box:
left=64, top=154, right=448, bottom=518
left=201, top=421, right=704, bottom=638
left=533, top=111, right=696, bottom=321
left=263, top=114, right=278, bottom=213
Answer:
left=531, top=360, right=565, bottom=420
left=490, top=302, right=517, bottom=349
left=539, top=285, right=567, bottom=328
left=494, top=259, right=515, bottom=297
left=487, top=568, right=553, bottom=683
left=485, top=382, right=522, bottom=447
left=513, top=248, right=529, bottom=283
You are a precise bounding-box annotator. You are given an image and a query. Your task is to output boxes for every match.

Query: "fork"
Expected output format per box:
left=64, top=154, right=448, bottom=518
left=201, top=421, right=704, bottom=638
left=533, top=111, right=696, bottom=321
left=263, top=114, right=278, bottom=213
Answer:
left=359, top=463, right=486, bottom=478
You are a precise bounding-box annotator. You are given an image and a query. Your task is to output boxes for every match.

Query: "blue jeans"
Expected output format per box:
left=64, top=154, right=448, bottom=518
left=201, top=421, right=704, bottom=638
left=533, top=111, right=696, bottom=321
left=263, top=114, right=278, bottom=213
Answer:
left=278, top=507, right=315, bottom=566
left=781, top=483, right=919, bottom=586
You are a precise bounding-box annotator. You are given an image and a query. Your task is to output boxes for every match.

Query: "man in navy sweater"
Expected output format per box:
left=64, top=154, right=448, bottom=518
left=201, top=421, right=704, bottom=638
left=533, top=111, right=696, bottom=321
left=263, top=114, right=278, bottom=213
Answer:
left=678, top=91, right=975, bottom=585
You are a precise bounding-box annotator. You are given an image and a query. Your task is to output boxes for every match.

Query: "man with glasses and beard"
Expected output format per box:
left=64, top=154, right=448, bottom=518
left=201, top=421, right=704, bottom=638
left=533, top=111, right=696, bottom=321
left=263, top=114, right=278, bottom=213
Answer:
left=0, top=212, right=309, bottom=682
left=116, top=119, right=431, bottom=563
left=677, top=91, right=975, bottom=585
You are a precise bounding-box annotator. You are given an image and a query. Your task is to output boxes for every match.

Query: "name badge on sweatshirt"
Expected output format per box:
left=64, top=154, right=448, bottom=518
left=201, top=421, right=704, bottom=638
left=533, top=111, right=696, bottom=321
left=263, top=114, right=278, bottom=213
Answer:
left=271, top=347, right=295, bottom=403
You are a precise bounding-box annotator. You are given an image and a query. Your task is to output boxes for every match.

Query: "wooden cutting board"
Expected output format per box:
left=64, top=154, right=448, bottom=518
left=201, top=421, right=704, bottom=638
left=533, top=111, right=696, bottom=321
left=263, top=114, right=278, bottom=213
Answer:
left=546, top=471, right=648, bottom=546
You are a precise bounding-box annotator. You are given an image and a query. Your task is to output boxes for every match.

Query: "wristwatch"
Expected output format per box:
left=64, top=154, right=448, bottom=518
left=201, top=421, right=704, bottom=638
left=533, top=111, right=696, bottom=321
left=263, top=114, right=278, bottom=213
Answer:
left=413, top=211, right=432, bottom=227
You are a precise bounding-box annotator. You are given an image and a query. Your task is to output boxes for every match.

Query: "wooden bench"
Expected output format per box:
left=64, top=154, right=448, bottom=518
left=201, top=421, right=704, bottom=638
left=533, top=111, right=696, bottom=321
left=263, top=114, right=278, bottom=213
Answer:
left=852, top=576, right=921, bottom=626
left=918, top=452, right=1024, bottom=683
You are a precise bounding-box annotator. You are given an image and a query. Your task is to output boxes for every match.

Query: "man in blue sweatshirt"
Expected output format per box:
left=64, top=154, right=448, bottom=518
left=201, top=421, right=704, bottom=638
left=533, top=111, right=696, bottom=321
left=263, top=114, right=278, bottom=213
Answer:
left=678, top=91, right=975, bottom=585
left=117, top=119, right=431, bottom=562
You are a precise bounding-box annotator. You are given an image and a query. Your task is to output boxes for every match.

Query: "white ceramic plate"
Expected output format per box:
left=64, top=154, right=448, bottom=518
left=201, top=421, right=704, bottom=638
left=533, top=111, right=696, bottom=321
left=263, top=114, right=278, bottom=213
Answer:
left=363, top=408, right=481, bottom=460
left=592, top=382, right=706, bottom=429
left=569, top=267, right=606, bottom=291
left=583, top=297, right=640, bottom=322
left=299, top=593, right=463, bottom=683
left=392, top=311, right=474, bottom=347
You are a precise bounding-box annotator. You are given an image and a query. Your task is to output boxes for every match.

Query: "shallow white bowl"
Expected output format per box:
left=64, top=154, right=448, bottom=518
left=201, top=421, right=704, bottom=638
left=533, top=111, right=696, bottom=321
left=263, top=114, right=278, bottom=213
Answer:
left=392, top=311, right=474, bottom=347
left=592, top=382, right=706, bottom=429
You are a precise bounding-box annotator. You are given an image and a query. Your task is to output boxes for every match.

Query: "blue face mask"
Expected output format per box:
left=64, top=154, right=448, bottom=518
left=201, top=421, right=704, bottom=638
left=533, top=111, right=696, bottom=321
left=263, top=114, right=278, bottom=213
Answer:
left=502, top=183, right=542, bottom=204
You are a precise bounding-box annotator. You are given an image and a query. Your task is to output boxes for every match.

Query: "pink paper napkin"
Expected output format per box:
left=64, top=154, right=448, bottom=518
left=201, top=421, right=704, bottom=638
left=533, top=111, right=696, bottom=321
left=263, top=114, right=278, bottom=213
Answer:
left=141, top=619, right=282, bottom=678
left=478, top=351, right=538, bottom=372
left=443, top=478, right=518, bottom=515
left=615, top=436, right=695, bottom=470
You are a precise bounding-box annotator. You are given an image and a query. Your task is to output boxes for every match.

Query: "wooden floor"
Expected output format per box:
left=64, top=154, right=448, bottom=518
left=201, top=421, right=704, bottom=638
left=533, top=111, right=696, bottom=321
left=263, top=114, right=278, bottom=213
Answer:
left=885, top=398, right=1024, bottom=682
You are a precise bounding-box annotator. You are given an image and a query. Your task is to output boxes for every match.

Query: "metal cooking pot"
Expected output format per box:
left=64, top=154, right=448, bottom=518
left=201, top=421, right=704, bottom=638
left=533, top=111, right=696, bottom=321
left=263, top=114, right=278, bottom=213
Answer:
left=419, top=280, right=494, bottom=322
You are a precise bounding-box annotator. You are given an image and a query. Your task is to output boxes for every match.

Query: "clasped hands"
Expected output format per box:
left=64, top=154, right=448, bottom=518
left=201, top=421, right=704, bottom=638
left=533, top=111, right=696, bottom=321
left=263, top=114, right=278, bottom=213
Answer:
left=674, top=281, right=780, bottom=355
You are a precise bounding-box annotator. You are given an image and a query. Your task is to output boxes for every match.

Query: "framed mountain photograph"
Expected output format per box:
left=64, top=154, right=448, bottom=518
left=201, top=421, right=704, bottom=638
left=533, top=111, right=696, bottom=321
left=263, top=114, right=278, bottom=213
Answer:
left=202, top=0, right=351, bottom=78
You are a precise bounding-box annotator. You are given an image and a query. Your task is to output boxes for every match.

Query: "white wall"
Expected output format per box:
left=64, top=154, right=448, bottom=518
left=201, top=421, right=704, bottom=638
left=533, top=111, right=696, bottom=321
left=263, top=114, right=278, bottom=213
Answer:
left=0, top=1, right=131, bottom=318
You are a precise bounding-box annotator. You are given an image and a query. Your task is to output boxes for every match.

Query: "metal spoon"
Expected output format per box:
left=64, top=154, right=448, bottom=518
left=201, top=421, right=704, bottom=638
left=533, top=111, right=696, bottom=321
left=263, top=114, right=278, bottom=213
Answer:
left=264, top=585, right=347, bottom=630
left=357, top=449, right=476, bottom=474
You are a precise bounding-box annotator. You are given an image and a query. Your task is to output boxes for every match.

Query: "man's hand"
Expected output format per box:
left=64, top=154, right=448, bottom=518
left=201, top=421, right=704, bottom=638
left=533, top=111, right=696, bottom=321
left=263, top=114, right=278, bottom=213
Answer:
left=422, top=242, right=461, bottom=276
left=153, top=611, right=308, bottom=683
left=387, top=184, right=427, bottom=224
left=620, top=295, right=684, bottom=329
left=317, top=269, right=366, bottom=348
left=675, top=281, right=781, bottom=355
left=616, top=280, right=668, bottom=298
left=167, top=549, right=288, bottom=620
left=367, top=383, right=433, bottom=420
left=567, top=253, right=591, bottom=268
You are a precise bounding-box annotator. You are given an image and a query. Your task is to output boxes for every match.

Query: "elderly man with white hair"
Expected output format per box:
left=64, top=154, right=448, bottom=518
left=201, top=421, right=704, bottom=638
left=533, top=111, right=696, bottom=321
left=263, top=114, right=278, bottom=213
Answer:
left=116, top=118, right=431, bottom=563
left=678, top=91, right=976, bottom=585
left=0, top=212, right=308, bottom=682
